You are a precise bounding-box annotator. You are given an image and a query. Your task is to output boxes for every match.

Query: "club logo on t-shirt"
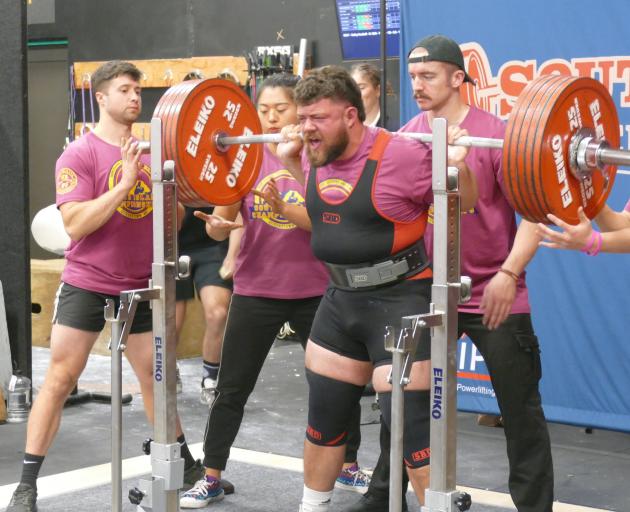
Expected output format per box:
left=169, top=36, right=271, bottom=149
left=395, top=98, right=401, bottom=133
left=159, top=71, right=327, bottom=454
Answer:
left=108, top=161, right=153, bottom=219
left=250, top=170, right=304, bottom=230
left=318, top=178, right=353, bottom=201
left=56, top=168, right=78, bottom=195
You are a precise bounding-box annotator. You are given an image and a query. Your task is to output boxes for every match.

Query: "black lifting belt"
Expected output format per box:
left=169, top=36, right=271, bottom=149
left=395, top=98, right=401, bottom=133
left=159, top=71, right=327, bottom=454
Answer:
left=326, top=241, right=430, bottom=291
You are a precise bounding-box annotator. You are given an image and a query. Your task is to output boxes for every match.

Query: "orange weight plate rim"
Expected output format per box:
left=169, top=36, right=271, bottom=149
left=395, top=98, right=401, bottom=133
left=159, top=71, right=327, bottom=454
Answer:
left=525, top=75, right=577, bottom=222
left=514, top=75, right=567, bottom=221
left=503, top=74, right=561, bottom=221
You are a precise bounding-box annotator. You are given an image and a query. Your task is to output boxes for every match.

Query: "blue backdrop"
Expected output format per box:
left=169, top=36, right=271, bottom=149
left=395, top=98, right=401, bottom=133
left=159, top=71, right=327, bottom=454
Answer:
left=400, top=0, right=630, bottom=431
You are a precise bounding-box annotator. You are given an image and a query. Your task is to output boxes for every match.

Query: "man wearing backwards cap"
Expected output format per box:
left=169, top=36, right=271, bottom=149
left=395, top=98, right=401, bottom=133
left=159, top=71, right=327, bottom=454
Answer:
left=344, top=34, right=554, bottom=512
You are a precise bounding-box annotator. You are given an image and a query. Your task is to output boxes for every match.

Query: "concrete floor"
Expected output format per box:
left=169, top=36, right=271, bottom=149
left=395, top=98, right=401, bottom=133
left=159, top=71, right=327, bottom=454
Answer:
left=1, top=343, right=629, bottom=511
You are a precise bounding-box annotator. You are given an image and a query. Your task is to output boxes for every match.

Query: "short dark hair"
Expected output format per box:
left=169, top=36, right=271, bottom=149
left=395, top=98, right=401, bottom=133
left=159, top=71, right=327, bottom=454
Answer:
left=294, top=66, right=365, bottom=123
left=256, top=73, right=300, bottom=105
left=91, top=60, right=142, bottom=93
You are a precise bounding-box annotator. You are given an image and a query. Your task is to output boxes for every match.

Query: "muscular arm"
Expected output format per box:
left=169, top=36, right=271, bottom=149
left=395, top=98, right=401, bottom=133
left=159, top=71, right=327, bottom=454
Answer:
left=480, top=219, right=540, bottom=330
left=446, top=126, right=478, bottom=212
left=456, top=162, right=478, bottom=212
left=60, top=137, right=144, bottom=241
left=276, top=125, right=306, bottom=185
left=60, top=183, right=134, bottom=241
left=501, top=219, right=540, bottom=275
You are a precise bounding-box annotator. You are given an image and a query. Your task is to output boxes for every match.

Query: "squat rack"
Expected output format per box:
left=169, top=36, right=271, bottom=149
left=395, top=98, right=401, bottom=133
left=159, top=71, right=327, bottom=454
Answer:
left=387, top=118, right=472, bottom=512
left=106, top=116, right=471, bottom=512
left=107, top=117, right=189, bottom=512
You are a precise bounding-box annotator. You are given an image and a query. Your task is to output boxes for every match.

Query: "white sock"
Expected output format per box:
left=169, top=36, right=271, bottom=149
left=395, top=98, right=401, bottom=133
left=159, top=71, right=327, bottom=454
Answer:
left=300, top=485, right=333, bottom=511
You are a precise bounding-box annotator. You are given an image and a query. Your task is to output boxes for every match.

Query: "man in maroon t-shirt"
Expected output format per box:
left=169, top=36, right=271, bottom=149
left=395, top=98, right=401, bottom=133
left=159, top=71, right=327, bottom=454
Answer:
left=6, top=61, right=201, bottom=512
left=345, top=35, right=554, bottom=512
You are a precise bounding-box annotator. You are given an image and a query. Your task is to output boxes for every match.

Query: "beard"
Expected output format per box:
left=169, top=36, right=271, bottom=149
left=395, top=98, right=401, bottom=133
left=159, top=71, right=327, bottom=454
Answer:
left=305, top=127, right=349, bottom=167
left=110, top=107, right=141, bottom=126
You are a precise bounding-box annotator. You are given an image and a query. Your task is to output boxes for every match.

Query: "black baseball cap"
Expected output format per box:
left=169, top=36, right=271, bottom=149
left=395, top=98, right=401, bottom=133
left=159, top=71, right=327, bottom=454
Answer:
left=407, top=34, right=474, bottom=84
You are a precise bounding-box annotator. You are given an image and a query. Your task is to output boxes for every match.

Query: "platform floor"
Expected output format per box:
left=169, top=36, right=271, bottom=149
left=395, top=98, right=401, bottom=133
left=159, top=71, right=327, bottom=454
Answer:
left=1, top=343, right=629, bottom=511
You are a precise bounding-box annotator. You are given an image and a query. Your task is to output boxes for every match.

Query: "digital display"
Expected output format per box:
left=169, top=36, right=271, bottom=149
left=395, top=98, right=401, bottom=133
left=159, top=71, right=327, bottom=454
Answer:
left=335, top=0, right=400, bottom=60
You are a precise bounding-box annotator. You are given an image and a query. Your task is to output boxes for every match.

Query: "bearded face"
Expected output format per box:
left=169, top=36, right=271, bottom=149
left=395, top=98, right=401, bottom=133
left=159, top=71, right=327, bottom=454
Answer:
left=298, top=98, right=352, bottom=167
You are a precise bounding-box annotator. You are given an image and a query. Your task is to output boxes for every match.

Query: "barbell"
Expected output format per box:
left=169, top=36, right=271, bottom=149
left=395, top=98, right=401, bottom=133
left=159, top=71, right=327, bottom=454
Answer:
left=151, top=76, right=629, bottom=223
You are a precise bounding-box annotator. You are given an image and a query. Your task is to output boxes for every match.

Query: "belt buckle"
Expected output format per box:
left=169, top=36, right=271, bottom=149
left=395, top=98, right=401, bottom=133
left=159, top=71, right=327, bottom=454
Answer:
left=345, top=259, right=409, bottom=288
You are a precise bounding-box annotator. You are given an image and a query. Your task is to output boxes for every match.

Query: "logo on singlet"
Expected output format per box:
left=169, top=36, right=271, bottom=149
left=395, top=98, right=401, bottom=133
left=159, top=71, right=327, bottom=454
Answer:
left=56, top=168, right=78, bottom=195
left=108, top=161, right=153, bottom=219
left=322, top=212, right=341, bottom=224
left=318, top=178, right=353, bottom=200
left=251, top=170, right=304, bottom=230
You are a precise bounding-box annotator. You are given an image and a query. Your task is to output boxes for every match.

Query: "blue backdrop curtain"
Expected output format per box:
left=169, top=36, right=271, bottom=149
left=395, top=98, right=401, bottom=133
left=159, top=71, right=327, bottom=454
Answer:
left=399, top=0, right=630, bottom=431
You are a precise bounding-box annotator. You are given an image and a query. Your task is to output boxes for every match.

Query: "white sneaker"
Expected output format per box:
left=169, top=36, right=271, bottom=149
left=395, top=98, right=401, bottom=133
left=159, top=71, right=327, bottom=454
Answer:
left=335, top=463, right=371, bottom=494
left=180, top=476, right=224, bottom=508
left=200, top=377, right=217, bottom=405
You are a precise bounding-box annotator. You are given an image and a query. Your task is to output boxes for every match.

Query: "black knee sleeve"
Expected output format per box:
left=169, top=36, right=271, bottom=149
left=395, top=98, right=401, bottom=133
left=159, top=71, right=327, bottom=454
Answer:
left=379, top=390, right=431, bottom=468
left=305, top=368, right=364, bottom=446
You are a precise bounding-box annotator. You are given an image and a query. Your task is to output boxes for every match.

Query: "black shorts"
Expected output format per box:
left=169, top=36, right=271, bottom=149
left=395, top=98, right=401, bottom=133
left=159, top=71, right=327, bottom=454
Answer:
left=176, top=242, right=233, bottom=301
left=53, top=282, right=152, bottom=334
left=309, top=279, right=432, bottom=366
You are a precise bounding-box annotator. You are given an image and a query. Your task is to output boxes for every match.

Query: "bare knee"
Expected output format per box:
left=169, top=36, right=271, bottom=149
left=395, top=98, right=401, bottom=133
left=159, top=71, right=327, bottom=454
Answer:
left=203, top=303, right=229, bottom=326
left=43, top=364, right=81, bottom=398
left=372, top=359, right=431, bottom=392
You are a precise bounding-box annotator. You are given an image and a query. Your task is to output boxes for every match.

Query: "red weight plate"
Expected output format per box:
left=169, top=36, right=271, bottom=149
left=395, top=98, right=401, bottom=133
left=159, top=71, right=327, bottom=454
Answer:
left=153, top=84, right=201, bottom=205
left=504, top=107, right=534, bottom=219
left=158, top=83, right=202, bottom=205
left=171, top=79, right=263, bottom=206
left=165, top=84, right=205, bottom=205
left=506, top=75, right=562, bottom=221
left=503, top=74, right=563, bottom=221
left=522, top=75, right=575, bottom=222
left=533, top=77, right=619, bottom=223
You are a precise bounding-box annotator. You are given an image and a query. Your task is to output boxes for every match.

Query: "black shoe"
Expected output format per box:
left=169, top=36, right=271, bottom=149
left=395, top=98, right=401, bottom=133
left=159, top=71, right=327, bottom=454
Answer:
left=183, top=459, right=205, bottom=489
left=221, top=478, right=235, bottom=495
left=6, top=483, right=37, bottom=512
left=341, top=491, right=408, bottom=512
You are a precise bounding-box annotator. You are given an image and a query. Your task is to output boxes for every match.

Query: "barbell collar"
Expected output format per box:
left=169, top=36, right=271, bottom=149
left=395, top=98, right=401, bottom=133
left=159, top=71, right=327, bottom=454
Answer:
left=570, top=128, right=630, bottom=179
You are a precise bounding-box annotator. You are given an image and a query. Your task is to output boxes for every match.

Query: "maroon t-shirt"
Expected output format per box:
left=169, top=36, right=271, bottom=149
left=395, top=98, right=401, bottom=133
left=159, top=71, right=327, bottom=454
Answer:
left=234, top=145, right=329, bottom=299
left=55, top=132, right=153, bottom=295
left=400, top=107, right=531, bottom=314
